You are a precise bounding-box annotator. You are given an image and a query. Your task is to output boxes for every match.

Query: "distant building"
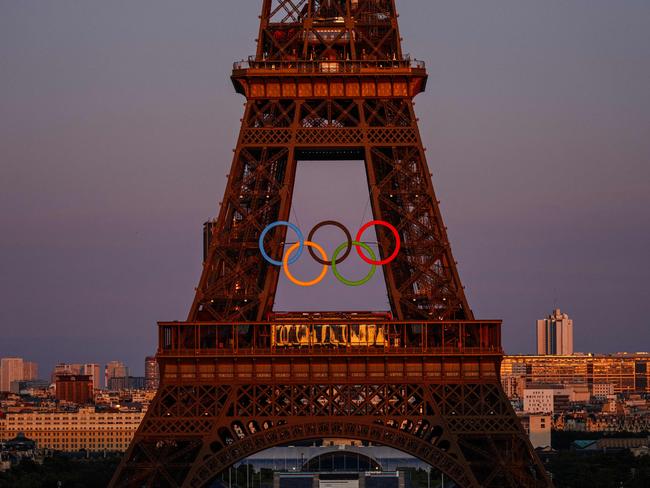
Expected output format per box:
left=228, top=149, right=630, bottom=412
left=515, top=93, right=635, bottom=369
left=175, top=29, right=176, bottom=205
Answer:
left=144, top=356, right=159, bottom=390
left=55, top=374, right=93, bottom=404
left=537, top=309, right=573, bottom=355
left=0, top=432, right=38, bottom=471
left=502, top=353, right=650, bottom=396
left=523, top=387, right=556, bottom=414
left=501, top=360, right=527, bottom=400
left=564, top=383, right=590, bottom=403
left=523, top=385, right=571, bottom=414
left=108, top=376, right=146, bottom=391
left=0, top=407, right=144, bottom=452
left=22, top=362, right=38, bottom=381
left=51, top=363, right=83, bottom=383
left=1, top=358, right=27, bottom=392
left=571, top=437, right=650, bottom=454
left=274, top=471, right=405, bottom=488
left=82, top=364, right=101, bottom=390
left=105, top=361, right=129, bottom=388
left=502, top=373, right=527, bottom=399
left=519, top=414, right=551, bottom=449
left=269, top=449, right=408, bottom=487
left=242, top=445, right=426, bottom=472
left=51, top=363, right=99, bottom=388
left=592, top=383, right=615, bottom=400
left=9, top=379, right=50, bottom=395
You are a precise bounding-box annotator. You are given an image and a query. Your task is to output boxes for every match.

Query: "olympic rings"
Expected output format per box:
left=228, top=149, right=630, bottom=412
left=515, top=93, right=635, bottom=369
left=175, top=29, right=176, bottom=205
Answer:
left=259, top=219, right=401, bottom=287
left=259, top=221, right=304, bottom=266
left=283, top=241, right=329, bottom=287
left=307, top=220, right=352, bottom=266
left=355, top=220, right=401, bottom=266
left=331, top=241, right=377, bottom=287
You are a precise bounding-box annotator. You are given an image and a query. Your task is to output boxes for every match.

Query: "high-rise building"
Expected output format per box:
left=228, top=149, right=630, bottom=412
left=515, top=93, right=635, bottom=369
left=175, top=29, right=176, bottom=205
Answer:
left=105, top=361, right=129, bottom=388
left=1, top=357, right=25, bottom=392
left=55, top=374, right=93, bottom=404
left=537, top=308, right=573, bottom=355
left=22, top=361, right=38, bottom=381
left=51, top=363, right=101, bottom=389
left=52, top=363, right=83, bottom=383
left=82, top=364, right=101, bottom=390
left=144, top=356, right=159, bottom=390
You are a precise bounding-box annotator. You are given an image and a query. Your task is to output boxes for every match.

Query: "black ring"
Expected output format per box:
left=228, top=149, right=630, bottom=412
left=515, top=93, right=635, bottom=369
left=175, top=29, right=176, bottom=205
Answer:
left=307, top=220, right=352, bottom=266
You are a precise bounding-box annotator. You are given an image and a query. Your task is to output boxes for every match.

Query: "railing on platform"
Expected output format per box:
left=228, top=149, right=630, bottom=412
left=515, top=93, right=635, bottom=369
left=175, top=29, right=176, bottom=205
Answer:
left=158, top=320, right=502, bottom=356
left=232, top=57, right=426, bottom=74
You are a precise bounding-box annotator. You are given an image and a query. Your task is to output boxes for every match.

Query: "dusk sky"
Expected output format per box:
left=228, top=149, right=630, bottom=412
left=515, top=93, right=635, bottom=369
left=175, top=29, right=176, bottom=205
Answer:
left=1, top=1, right=649, bottom=376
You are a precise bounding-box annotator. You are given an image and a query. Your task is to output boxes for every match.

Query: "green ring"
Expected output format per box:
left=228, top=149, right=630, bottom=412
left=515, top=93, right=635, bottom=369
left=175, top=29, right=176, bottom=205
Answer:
left=331, top=241, right=377, bottom=287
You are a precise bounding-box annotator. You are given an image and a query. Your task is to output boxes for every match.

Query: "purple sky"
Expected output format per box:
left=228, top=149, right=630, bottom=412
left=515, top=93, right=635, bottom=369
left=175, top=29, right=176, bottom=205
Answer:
left=1, top=1, right=649, bottom=376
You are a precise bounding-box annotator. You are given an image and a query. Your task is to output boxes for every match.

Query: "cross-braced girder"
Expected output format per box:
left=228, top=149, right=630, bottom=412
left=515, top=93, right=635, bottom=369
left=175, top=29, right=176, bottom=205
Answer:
left=112, top=381, right=549, bottom=488
left=258, top=0, right=403, bottom=63
left=190, top=97, right=472, bottom=322
left=110, top=1, right=553, bottom=486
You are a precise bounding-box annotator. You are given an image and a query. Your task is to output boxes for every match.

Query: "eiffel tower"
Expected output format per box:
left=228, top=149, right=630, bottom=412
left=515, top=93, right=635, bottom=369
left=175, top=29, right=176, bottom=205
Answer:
left=111, top=1, right=552, bottom=486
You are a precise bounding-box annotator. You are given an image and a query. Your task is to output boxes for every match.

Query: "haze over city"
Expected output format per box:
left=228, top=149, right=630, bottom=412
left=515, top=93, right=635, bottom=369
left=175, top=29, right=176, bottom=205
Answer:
left=1, top=0, right=649, bottom=375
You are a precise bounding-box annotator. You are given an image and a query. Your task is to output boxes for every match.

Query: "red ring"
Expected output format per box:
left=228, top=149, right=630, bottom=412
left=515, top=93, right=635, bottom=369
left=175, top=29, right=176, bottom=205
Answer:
left=355, top=220, right=401, bottom=266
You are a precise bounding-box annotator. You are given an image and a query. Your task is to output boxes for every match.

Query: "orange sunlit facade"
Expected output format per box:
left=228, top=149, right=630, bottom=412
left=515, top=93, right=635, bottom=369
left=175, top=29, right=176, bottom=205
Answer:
left=501, top=354, right=650, bottom=395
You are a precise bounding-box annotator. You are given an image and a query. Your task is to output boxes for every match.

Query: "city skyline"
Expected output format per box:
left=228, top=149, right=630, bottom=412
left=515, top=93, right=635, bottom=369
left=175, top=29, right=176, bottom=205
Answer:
left=0, top=357, right=148, bottom=391
left=1, top=0, right=649, bottom=376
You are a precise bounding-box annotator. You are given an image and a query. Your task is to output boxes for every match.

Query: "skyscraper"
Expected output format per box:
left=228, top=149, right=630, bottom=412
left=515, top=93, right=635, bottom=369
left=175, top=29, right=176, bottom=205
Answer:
left=105, top=361, right=129, bottom=388
left=51, top=363, right=83, bottom=383
left=22, top=361, right=38, bottom=381
left=82, top=364, right=102, bottom=390
left=144, top=356, right=159, bottom=390
left=537, top=309, right=574, bottom=355
left=50, top=363, right=100, bottom=388
left=1, top=357, right=26, bottom=392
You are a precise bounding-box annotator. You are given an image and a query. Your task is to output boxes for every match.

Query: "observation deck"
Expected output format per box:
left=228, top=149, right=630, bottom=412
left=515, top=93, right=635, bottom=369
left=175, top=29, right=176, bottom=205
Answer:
left=159, top=319, right=501, bottom=356
left=231, top=56, right=428, bottom=99
left=157, top=319, right=503, bottom=384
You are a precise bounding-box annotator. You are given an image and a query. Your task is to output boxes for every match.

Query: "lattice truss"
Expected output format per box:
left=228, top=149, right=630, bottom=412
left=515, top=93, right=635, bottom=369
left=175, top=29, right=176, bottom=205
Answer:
left=192, top=143, right=290, bottom=322
left=112, top=382, right=549, bottom=488
left=111, top=2, right=554, bottom=486
left=258, top=0, right=403, bottom=62
left=191, top=97, right=470, bottom=322
left=366, top=144, right=468, bottom=320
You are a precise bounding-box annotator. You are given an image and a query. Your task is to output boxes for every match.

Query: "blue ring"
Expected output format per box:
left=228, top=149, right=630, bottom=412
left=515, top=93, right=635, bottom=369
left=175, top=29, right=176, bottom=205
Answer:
left=259, top=221, right=304, bottom=266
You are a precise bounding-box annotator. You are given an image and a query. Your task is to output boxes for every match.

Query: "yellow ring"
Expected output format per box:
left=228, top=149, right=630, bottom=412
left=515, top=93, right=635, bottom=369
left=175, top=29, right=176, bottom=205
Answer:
left=282, top=241, right=328, bottom=287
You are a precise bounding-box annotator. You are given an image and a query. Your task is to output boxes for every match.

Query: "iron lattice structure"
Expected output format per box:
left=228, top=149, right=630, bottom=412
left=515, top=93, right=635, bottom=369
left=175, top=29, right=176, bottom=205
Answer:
left=111, top=1, right=553, bottom=487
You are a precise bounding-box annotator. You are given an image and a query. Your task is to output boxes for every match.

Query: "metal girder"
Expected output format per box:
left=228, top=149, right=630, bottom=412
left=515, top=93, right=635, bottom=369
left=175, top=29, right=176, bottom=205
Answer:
left=111, top=382, right=549, bottom=488
left=110, top=1, right=554, bottom=487
left=189, top=97, right=472, bottom=322
left=258, top=0, right=402, bottom=62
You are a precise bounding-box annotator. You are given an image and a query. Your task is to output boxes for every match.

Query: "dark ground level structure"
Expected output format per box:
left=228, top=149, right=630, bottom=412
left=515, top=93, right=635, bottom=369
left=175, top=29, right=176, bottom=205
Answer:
left=273, top=471, right=406, bottom=488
